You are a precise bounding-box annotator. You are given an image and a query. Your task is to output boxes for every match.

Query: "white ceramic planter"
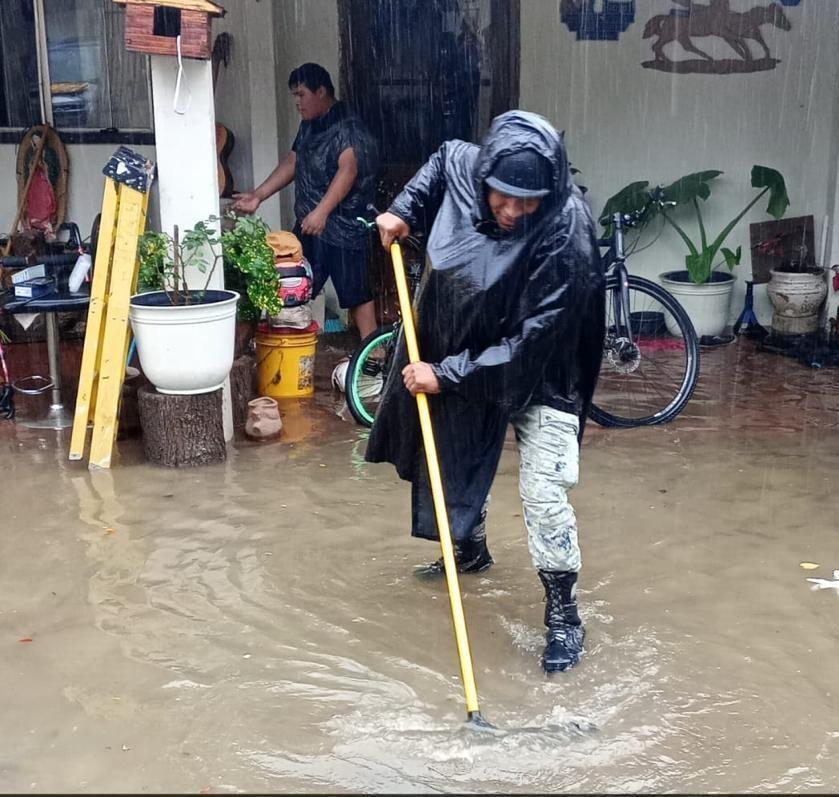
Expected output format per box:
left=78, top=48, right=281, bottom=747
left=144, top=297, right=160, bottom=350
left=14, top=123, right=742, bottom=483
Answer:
left=766, top=268, right=827, bottom=335
left=659, top=271, right=735, bottom=338
left=129, top=290, right=239, bottom=395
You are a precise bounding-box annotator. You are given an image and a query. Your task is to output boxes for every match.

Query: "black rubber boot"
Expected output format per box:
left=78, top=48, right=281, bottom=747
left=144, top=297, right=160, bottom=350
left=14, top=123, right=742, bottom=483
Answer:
left=413, top=538, right=494, bottom=579
left=538, top=570, right=585, bottom=673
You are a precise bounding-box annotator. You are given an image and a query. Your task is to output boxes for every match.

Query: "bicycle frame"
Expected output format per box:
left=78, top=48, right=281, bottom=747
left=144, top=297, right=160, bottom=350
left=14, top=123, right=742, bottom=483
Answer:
left=599, top=212, right=635, bottom=346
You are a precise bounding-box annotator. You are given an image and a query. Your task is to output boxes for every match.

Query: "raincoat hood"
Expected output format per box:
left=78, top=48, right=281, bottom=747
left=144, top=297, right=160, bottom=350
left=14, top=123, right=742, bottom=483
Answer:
left=471, top=110, right=574, bottom=234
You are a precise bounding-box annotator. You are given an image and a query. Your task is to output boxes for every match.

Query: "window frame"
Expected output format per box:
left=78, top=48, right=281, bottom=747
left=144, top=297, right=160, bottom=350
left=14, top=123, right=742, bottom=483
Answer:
left=0, top=0, right=155, bottom=145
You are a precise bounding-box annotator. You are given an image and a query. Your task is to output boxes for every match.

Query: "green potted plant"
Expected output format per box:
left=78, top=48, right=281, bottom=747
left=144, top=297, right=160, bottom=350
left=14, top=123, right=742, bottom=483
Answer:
left=600, top=166, right=790, bottom=337
left=133, top=215, right=282, bottom=393
left=219, top=213, right=282, bottom=355
left=131, top=218, right=241, bottom=395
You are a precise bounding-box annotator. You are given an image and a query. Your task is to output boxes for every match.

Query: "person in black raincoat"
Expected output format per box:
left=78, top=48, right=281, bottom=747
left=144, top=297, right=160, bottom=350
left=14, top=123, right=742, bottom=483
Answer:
left=232, top=63, right=379, bottom=340
left=366, top=110, right=605, bottom=673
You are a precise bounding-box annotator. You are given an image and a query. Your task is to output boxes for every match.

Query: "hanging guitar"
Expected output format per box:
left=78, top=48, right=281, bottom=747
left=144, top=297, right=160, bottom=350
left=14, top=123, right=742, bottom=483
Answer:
left=212, top=33, right=235, bottom=198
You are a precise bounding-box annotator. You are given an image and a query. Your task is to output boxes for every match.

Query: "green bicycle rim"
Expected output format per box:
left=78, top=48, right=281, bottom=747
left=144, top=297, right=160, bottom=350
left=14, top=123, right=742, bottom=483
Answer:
left=348, top=328, right=395, bottom=426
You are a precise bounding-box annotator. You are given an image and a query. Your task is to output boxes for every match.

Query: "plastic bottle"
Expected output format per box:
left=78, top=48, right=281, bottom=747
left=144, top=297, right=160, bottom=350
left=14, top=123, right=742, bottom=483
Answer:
left=68, top=252, right=92, bottom=293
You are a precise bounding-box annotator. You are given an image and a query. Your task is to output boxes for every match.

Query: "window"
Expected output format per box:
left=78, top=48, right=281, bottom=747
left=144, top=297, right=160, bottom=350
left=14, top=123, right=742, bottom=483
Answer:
left=0, top=0, right=40, bottom=127
left=0, top=0, right=153, bottom=141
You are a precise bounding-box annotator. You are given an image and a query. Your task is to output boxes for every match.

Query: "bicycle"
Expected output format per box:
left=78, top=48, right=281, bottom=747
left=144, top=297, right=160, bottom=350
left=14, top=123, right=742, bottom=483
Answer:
left=344, top=197, right=700, bottom=429
left=590, top=192, right=700, bottom=427
left=343, top=217, right=422, bottom=427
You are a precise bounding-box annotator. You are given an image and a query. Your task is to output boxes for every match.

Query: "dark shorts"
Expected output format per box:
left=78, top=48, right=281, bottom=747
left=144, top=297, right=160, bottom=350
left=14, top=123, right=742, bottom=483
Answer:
left=296, top=231, right=373, bottom=309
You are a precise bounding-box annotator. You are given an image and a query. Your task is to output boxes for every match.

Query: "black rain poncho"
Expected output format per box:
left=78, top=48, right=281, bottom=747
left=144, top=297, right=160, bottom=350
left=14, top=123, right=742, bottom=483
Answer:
left=292, top=101, right=378, bottom=250
left=365, top=111, right=605, bottom=542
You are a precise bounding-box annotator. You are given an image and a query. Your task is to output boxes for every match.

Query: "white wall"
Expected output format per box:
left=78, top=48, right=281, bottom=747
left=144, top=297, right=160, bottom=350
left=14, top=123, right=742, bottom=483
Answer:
left=520, top=1, right=839, bottom=326
left=0, top=145, right=18, bottom=233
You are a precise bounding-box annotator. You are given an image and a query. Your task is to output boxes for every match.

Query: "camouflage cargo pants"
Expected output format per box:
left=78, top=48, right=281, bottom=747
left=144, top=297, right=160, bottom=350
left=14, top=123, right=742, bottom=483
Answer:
left=471, top=406, right=581, bottom=572
left=511, top=406, right=581, bottom=572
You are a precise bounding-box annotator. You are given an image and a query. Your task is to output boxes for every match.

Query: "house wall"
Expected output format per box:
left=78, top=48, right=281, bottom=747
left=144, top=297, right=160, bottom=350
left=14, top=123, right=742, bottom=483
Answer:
left=520, top=0, right=839, bottom=326
left=4, top=2, right=838, bottom=329
left=214, top=0, right=284, bottom=230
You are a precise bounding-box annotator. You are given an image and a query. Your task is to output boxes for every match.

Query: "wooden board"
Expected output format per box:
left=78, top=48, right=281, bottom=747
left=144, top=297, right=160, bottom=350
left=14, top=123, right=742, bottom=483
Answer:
left=88, top=185, right=148, bottom=469
left=69, top=178, right=120, bottom=461
left=749, top=215, right=816, bottom=285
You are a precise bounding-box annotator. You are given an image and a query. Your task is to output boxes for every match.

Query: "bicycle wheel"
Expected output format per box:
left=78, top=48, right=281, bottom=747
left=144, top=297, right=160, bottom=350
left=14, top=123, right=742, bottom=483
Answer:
left=589, top=275, right=700, bottom=427
left=345, top=324, right=396, bottom=427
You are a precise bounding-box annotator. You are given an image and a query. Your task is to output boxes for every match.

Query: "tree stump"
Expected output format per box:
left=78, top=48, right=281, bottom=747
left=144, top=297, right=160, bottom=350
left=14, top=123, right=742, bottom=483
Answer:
left=230, top=354, right=257, bottom=429
left=138, top=385, right=226, bottom=467
left=117, top=367, right=145, bottom=440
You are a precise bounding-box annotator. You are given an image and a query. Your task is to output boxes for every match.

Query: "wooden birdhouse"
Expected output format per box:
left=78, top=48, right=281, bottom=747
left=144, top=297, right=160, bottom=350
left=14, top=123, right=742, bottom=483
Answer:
left=113, top=0, right=226, bottom=60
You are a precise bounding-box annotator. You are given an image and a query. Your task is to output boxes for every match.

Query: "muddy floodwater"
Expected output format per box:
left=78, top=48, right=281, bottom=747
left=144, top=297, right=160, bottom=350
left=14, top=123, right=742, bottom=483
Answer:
left=2, top=337, right=839, bottom=793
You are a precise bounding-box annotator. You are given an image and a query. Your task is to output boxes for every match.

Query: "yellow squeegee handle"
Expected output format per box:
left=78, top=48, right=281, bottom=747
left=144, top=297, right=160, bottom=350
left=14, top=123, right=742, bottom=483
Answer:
left=389, top=241, right=481, bottom=717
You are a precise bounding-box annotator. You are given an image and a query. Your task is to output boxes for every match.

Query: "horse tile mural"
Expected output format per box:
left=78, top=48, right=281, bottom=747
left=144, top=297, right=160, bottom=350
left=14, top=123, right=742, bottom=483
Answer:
left=641, top=0, right=798, bottom=74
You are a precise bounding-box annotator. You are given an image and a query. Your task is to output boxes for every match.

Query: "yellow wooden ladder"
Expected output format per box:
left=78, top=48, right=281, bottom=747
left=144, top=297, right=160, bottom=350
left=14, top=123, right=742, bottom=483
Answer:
left=69, top=147, right=154, bottom=469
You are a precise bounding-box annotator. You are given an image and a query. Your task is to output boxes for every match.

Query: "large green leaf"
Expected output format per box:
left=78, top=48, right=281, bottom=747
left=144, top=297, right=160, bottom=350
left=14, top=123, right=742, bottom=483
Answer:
left=752, top=165, right=789, bottom=219
left=685, top=250, right=715, bottom=284
left=721, top=246, right=741, bottom=270
left=598, top=181, right=651, bottom=228
left=661, top=170, right=724, bottom=206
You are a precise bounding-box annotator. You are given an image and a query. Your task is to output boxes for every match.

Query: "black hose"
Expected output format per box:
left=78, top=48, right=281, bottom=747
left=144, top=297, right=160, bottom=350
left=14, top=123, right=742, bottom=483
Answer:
left=0, top=254, right=79, bottom=267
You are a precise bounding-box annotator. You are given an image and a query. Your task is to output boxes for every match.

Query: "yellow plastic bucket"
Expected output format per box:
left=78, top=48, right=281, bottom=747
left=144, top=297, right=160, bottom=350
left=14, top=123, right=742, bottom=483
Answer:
left=255, top=328, right=317, bottom=398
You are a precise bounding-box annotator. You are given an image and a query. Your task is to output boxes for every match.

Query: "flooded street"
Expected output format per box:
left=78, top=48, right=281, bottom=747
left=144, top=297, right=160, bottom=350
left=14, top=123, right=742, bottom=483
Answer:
left=2, top=336, right=839, bottom=793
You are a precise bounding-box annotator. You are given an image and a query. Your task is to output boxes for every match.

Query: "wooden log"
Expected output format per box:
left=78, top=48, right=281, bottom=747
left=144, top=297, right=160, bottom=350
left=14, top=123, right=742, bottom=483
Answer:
left=138, top=385, right=226, bottom=466
left=230, top=354, right=256, bottom=429
left=117, top=368, right=146, bottom=440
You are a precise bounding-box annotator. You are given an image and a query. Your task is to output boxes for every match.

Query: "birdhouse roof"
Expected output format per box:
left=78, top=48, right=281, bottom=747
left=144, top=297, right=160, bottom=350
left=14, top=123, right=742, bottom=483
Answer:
left=113, top=0, right=226, bottom=17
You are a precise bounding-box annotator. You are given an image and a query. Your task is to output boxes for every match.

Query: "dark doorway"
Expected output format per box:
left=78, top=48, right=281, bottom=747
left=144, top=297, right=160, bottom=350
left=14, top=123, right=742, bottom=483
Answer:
left=340, top=0, right=519, bottom=179
left=339, top=0, right=520, bottom=321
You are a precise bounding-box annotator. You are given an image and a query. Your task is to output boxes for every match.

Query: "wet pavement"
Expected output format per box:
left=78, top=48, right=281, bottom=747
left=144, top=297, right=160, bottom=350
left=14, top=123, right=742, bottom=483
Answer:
left=1, top=333, right=839, bottom=793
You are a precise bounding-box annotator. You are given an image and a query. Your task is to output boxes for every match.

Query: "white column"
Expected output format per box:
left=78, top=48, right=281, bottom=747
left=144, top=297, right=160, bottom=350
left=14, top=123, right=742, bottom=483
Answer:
left=150, top=54, right=233, bottom=441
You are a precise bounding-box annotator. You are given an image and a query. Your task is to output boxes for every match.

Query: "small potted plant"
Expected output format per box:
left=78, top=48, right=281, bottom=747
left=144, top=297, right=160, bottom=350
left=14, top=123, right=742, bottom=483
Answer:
left=219, top=213, right=282, bottom=355
left=600, top=166, right=790, bottom=337
left=131, top=218, right=240, bottom=395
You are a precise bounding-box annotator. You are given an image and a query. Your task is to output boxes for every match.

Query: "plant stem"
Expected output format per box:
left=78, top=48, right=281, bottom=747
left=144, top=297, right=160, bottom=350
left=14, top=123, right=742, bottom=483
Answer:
left=693, top=197, right=708, bottom=251
left=709, top=187, right=769, bottom=253
left=171, top=225, right=181, bottom=304
left=660, top=211, right=699, bottom=256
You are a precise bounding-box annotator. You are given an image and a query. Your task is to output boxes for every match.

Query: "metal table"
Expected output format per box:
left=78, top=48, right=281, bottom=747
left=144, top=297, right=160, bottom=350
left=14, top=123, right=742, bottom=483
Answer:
left=1, top=291, right=90, bottom=429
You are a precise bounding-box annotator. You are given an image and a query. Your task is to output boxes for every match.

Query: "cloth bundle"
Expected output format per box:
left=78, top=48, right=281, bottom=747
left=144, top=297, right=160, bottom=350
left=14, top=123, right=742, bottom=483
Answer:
left=266, top=231, right=314, bottom=330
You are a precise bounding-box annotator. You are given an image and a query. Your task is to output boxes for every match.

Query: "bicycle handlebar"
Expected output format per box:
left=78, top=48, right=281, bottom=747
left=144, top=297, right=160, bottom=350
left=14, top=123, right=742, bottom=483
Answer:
left=357, top=205, right=422, bottom=252
left=600, top=184, right=677, bottom=243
